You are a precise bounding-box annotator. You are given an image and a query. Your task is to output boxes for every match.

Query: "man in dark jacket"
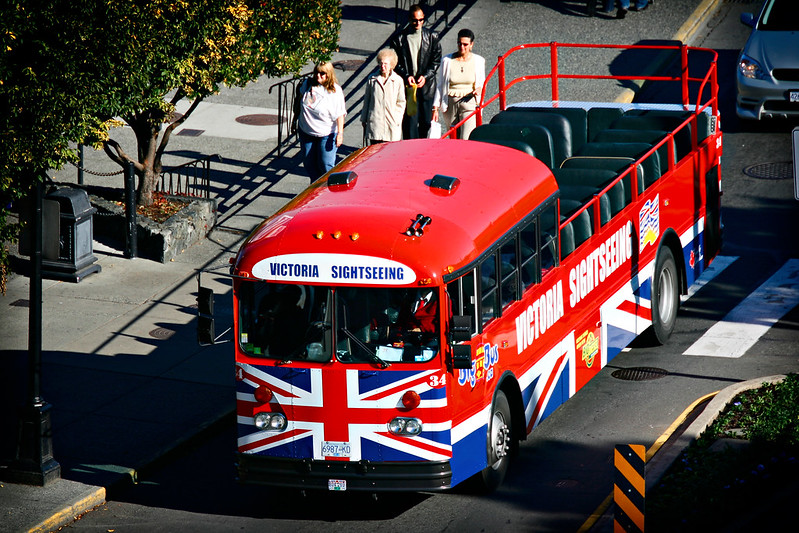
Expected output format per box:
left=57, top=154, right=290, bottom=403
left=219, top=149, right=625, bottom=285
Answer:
left=390, top=4, right=442, bottom=139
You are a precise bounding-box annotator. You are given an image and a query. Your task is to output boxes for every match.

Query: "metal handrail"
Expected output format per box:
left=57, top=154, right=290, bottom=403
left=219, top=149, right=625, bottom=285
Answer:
left=158, top=154, right=220, bottom=199
left=268, top=73, right=312, bottom=158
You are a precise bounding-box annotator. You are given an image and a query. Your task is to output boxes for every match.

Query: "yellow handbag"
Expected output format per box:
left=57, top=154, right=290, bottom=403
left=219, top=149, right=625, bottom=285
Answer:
left=406, top=82, right=418, bottom=117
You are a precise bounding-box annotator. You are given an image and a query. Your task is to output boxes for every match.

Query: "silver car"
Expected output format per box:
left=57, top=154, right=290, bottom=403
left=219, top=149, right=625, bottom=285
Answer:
left=736, top=0, right=799, bottom=120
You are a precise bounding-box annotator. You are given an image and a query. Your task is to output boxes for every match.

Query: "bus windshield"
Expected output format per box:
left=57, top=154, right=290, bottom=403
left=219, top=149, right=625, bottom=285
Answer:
left=237, top=282, right=440, bottom=365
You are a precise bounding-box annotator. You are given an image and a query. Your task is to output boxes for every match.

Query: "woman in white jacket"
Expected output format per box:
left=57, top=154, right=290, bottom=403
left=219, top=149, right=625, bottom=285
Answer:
left=361, top=48, right=406, bottom=145
left=432, top=29, right=486, bottom=140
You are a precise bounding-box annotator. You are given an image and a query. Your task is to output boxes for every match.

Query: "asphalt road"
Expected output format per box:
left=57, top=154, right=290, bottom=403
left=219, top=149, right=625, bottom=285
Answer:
left=62, top=1, right=799, bottom=532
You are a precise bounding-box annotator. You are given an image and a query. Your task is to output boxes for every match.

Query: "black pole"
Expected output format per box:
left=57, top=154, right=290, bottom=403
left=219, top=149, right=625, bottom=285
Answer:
left=3, top=179, right=61, bottom=486
left=77, top=144, right=84, bottom=185
left=124, top=161, right=137, bottom=259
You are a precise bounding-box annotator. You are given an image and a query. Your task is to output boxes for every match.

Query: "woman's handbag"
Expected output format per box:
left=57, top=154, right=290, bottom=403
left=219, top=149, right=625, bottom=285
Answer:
left=427, top=121, right=442, bottom=139
left=406, top=83, right=418, bottom=117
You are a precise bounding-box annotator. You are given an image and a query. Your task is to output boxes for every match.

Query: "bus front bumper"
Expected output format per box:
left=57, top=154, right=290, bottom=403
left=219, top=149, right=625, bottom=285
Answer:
left=236, top=453, right=452, bottom=492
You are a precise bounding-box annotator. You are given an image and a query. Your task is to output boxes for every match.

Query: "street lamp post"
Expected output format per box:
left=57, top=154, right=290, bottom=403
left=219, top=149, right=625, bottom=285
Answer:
left=2, top=179, right=61, bottom=486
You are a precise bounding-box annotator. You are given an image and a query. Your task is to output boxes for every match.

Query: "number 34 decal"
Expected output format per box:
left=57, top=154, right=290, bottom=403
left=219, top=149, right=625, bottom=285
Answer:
left=429, top=373, right=447, bottom=388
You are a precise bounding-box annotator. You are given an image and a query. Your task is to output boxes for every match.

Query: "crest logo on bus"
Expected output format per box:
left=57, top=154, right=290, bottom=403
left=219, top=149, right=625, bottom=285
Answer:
left=576, top=330, right=599, bottom=368
left=458, top=343, right=499, bottom=387
left=639, top=194, right=660, bottom=250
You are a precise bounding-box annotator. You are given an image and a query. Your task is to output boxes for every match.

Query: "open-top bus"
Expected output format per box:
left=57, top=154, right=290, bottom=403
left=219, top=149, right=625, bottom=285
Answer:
left=199, top=42, right=722, bottom=492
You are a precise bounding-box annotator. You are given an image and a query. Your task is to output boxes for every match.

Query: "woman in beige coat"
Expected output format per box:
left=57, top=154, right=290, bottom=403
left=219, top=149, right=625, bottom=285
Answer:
left=361, top=48, right=407, bottom=145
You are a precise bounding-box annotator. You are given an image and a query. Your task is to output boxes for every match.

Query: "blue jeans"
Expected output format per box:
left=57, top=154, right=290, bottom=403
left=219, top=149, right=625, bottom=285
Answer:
left=299, top=129, right=338, bottom=180
left=603, top=0, right=647, bottom=9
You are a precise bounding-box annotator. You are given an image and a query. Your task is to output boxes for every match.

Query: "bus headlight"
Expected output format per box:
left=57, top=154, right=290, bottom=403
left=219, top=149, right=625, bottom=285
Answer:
left=254, top=412, right=287, bottom=431
left=388, top=417, right=423, bottom=436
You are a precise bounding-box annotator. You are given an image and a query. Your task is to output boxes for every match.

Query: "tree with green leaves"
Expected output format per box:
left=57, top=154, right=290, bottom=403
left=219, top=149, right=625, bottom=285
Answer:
left=95, top=0, right=341, bottom=208
left=1, top=1, right=129, bottom=293
left=0, top=0, right=341, bottom=292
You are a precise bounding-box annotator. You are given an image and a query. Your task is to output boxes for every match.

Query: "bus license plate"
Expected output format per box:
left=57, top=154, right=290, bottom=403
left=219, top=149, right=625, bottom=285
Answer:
left=790, top=91, right=799, bottom=103
left=328, top=479, right=347, bottom=491
left=321, top=441, right=351, bottom=458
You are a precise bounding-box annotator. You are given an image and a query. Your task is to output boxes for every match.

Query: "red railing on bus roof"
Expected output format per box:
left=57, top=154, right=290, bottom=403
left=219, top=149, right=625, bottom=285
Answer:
left=442, top=41, right=719, bottom=139
left=442, top=41, right=720, bottom=261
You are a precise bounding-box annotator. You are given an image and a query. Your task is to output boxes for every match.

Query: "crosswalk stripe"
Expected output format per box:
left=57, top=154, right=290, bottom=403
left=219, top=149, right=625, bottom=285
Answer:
left=684, top=259, right=799, bottom=358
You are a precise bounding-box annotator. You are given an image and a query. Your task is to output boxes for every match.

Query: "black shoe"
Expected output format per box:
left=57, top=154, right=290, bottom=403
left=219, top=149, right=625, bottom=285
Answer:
left=617, top=7, right=627, bottom=18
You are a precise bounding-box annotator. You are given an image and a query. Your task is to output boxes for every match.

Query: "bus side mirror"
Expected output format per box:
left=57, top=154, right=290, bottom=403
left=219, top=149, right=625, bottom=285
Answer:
left=450, top=315, right=473, bottom=342
left=450, top=315, right=473, bottom=369
left=198, top=286, right=215, bottom=345
left=452, top=344, right=473, bottom=369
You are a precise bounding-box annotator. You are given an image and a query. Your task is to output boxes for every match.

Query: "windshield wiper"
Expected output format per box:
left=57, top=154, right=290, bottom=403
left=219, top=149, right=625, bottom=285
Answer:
left=338, top=327, right=391, bottom=368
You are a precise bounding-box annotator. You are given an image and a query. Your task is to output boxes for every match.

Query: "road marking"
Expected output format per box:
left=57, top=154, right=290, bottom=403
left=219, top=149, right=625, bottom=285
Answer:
left=684, top=259, right=799, bottom=358
left=681, top=255, right=738, bottom=303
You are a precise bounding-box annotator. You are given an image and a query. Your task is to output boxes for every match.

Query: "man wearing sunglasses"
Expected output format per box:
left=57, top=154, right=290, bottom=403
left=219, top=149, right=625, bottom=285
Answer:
left=390, top=4, right=442, bottom=139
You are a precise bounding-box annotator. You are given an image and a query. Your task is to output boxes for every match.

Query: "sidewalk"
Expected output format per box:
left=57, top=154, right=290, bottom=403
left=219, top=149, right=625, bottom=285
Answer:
left=0, top=1, right=720, bottom=531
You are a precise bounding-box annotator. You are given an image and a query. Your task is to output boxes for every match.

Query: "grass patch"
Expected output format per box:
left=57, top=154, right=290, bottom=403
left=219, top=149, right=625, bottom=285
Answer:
left=647, top=374, right=799, bottom=531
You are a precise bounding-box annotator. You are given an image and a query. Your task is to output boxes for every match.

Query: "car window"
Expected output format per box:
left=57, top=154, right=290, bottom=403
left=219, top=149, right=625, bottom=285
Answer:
left=759, top=0, right=799, bottom=31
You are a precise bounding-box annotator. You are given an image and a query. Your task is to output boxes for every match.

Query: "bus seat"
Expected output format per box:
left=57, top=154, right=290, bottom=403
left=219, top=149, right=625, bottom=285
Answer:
left=470, top=123, right=555, bottom=168
left=587, top=107, right=624, bottom=142
left=559, top=185, right=611, bottom=227
left=560, top=221, right=575, bottom=259
left=610, top=115, right=692, bottom=164
left=623, top=109, right=712, bottom=143
left=560, top=198, right=593, bottom=254
left=593, top=129, right=676, bottom=167
left=576, top=142, right=662, bottom=190
left=553, top=168, right=625, bottom=218
left=472, top=139, right=536, bottom=157
left=560, top=156, right=643, bottom=203
left=496, top=107, right=584, bottom=157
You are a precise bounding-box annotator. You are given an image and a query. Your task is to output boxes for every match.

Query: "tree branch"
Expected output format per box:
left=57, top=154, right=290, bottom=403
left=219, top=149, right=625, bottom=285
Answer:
left=103, top=139, right=144, bottom=174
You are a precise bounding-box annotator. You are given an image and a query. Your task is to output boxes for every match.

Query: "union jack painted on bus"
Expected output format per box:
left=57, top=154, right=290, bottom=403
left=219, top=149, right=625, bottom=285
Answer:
left=236, top=363, right=452, bottom=462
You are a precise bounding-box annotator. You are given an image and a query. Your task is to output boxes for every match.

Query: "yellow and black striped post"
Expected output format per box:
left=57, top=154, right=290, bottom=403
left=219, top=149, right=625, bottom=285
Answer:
left=614, top=444, right=645, bottom=532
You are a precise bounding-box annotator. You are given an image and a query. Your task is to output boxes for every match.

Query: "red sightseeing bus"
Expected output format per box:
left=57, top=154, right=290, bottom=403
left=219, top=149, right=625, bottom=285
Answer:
left=198, top=42, right=722, bottom=492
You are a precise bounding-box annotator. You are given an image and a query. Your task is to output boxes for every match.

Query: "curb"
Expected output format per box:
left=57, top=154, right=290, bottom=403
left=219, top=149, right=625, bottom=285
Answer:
left=29, top=486, right=106, bottom=533
left=644, top=374, right=787, bottom=491
left=579, top=375, right=788, bottom=532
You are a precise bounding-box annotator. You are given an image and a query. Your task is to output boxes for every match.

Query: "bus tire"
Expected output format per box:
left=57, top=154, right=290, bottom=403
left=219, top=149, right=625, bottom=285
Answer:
left=478, top=390, right=513, bottom=492
left=649, top=246, right=679, bottom=344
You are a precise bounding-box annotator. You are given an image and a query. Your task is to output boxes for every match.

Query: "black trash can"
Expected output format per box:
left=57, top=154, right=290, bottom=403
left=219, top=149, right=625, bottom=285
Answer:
left=42, top=187, right=101, bottom=282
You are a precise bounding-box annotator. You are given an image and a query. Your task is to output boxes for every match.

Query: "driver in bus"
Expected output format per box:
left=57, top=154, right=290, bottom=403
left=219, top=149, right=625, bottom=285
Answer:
left=395, top=289, right=439, bottom=344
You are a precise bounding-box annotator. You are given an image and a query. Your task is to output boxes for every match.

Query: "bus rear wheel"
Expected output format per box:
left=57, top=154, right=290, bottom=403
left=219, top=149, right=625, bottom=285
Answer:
left=478, top=391, right=512, bottom=492
left=649, top=247, right=679, bottom=344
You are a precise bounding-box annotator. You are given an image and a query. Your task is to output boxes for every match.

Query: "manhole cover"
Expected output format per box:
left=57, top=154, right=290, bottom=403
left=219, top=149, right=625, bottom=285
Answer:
left=333, top=59, right=365, bottom=71
left=611, top=367, right=669, bottom=381
left=235, top=114, right=281, bottom=126
left=742, top=162, right=792, bottom=180
left=149, top=327, right=175, bottom=340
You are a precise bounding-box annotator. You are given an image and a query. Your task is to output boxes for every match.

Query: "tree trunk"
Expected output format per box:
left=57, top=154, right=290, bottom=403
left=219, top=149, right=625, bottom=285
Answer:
left=103, top=96, right=201, bottom=208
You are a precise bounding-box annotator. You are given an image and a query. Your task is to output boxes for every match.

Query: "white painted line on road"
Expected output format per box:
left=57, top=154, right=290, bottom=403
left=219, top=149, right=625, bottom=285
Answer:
left=681, top=255, right=738, bottom=303
left=684, top=259, right=799, bottom=358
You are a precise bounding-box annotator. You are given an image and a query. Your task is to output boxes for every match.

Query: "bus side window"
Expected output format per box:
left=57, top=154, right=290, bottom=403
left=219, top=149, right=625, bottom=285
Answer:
left=519, top=219, right=538, bottom=288
left=500, top=238, right=519, bottom=307
left=539, top=203, right=558, bottom=275
left=480, top=252, right=499, bottom=326
left=447, top=271, right=477, bottom=334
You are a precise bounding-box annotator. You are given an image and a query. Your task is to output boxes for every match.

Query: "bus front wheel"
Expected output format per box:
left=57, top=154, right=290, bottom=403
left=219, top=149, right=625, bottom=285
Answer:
left=649, top=247, right=679, bottom=344
left=478, top=390, right=512, bottom=492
